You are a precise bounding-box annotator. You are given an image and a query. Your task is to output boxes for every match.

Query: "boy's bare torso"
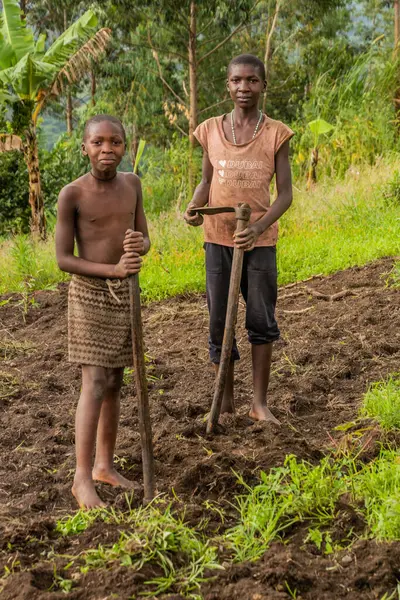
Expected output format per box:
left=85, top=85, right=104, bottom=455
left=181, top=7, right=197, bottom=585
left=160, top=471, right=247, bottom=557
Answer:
left=65, top=172, right=138, bottom=265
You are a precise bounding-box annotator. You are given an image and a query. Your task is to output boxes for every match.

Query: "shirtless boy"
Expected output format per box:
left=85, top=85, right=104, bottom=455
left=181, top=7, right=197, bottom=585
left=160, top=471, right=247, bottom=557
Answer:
left=55, top=114, right=150, bottom=508
left=184, top=54, right=294, bottom=425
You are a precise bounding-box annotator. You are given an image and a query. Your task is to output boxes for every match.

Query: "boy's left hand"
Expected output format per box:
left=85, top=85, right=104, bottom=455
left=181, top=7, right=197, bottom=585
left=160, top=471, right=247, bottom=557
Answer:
left=234, top=225, right=260, bottom=252
left=124, top=229, right=145, bottom=255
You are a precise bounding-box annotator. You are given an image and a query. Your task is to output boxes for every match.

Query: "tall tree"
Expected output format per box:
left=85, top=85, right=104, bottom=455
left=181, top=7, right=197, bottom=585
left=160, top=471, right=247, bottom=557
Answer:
left=104, top=0, right=255, bottom=193
left=0, top=0, right=111, bottom=238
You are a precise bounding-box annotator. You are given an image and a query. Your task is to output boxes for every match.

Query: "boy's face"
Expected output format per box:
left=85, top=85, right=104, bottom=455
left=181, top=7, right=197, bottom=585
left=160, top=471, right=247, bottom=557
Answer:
left=227, top=64, right=266, bottom=109
left=82, top=121, right=125, bottom=173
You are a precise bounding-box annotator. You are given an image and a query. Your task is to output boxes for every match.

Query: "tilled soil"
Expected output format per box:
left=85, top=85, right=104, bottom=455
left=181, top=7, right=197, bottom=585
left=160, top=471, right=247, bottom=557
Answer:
left=0, top=257, right=399, bottom=599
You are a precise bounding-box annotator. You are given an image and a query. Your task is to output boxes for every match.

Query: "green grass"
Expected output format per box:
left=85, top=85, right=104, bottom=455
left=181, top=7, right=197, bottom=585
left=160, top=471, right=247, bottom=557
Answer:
left=353, top=449, right=400, bottom=540
left=361, top=377, right=400, bottom=429
left=1, top=156, right=400, bottom=300
left=56, top=501, right=221, bottom=599
left=226, top=455, right=348, bottom=562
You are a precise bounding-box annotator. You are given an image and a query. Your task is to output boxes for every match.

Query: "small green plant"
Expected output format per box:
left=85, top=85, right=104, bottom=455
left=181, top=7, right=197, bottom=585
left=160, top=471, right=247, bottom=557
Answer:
left=56, top=508, right=109, bottom=536
left=285, top=581, right=299, bottom=599
left=361, top=376, right=400, bottom=429
left=50, top=565, right=73, bottom=594
left=304, top=528, right=333, bottom=554
left=80, top=503, right=221, bottom=597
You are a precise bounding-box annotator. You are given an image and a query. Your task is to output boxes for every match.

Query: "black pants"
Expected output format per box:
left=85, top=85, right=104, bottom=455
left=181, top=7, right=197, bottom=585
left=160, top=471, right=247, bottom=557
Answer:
left=205, top=243, right=280, bottom=363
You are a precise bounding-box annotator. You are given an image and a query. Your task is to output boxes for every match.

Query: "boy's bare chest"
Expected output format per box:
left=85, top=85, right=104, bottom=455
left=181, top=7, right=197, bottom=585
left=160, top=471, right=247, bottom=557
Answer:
left=76, top=185, right=137, bottom=225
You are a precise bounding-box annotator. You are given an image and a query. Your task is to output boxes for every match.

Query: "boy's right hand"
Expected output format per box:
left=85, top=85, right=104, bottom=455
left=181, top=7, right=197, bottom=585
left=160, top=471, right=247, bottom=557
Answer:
left=183, top=204, right=204, bottom=227
left=113, top=252, right=143, bottom=279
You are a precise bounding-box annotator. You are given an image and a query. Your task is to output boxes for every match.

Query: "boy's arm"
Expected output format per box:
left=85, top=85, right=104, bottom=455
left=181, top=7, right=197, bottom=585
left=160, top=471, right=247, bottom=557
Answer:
left=55, top=186, right=141, bottom=278
left=183, top=151, right=213, bottom=226
left=234, top=140, right=293, bottom=251
left=123, top=175, right=151, bottom=255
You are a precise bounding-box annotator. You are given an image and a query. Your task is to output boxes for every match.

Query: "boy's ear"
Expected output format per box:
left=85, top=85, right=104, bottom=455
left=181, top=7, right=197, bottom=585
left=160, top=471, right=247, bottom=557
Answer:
left=81, top=142, right=87, bottom=156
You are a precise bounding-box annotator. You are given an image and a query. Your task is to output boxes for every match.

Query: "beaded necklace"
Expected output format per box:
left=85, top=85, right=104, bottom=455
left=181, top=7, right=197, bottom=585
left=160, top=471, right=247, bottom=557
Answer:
left=230, top=110, right=263, bottom=145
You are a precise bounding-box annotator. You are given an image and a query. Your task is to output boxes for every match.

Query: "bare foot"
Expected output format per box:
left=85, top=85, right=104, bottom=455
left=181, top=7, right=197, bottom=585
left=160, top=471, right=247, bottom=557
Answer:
left=249, top=405, right=281, bottom=425
left=92, top=467, right=136, bottom=489
left=72, top=478, right=106, bottom=509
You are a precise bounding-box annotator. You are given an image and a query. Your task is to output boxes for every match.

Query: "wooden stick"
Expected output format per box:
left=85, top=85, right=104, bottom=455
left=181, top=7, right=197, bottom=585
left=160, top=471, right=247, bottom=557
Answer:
left=206, top=204, right=251, bottom=434
left=129, top=275, right=155, bottom=503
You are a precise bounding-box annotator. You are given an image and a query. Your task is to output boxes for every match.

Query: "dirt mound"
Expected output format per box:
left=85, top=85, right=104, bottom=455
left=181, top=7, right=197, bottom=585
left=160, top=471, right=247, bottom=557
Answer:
left=0, top=257, right=399, bottom=599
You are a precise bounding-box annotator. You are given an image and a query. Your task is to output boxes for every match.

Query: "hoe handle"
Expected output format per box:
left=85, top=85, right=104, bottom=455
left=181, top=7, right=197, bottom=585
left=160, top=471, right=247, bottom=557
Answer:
left=129, top=275, right=155, bottom=503
left=206, top=203, right=251, bottom=434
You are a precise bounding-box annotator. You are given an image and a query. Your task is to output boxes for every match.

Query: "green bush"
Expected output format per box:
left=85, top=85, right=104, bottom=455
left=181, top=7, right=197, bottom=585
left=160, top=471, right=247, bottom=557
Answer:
left=0, top=151, right=30, bottom=235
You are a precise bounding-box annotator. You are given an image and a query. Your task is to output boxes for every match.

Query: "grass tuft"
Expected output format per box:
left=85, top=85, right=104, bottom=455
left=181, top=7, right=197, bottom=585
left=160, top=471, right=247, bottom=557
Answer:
left=57, top=502, right=221, bottom=598
left=361, top=377, right=400, bottom=429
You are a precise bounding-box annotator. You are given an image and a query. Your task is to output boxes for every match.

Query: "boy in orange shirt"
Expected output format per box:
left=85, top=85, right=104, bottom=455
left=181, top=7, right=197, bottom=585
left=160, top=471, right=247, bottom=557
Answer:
left=184, top=54, right=294, bottom=424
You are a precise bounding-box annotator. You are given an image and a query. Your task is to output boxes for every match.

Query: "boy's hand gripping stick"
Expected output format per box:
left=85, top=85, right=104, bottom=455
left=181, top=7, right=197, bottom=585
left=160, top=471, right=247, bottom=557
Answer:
left=128, top=274, right=155, bottom=503
left=189, top=203, right=252, bottom=434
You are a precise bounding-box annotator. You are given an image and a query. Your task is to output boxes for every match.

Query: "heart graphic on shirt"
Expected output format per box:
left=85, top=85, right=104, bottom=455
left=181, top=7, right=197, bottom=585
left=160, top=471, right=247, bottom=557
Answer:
left=218, top=178, right=224, bottom=185
left=218, top=170, right=225, bottom=177
left=219, top=160, right=226, bottom=167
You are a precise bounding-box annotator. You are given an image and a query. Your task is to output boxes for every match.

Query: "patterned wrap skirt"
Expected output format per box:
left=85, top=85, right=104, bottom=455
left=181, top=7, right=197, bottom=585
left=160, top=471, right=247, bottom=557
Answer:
left=68, top=275, right=133, bottom=368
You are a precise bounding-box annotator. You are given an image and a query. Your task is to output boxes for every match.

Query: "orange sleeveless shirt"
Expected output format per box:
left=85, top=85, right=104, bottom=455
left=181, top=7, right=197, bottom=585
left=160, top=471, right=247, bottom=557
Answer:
left=194, top=114, right=294, bottom=247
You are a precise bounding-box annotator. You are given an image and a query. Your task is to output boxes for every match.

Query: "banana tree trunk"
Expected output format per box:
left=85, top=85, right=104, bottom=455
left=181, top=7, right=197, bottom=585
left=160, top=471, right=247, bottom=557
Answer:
left=24, top=123, right=46, bottom=239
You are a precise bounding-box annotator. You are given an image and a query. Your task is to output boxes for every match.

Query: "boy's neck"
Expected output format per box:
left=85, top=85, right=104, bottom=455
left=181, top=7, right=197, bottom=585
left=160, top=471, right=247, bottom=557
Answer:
left=90, top=169, right=118, bottom=182
left=232, top=105, right=261, bottom=123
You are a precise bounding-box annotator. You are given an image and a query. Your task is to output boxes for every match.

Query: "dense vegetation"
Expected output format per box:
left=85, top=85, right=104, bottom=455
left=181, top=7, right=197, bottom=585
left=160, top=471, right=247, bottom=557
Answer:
left=1, top=0, right=399, bottom=237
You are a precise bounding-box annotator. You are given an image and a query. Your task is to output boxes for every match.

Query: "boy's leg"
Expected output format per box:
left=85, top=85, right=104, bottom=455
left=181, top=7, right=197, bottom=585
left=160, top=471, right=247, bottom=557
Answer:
left=92, top=367, right=135, bottom=488
left=73, top=365, right=110, bottom=508
left=250, top=343, right=280, bottom=424
left=241, top=247, right=280, bottom=423
left=205, top=243, right=240, bottom=414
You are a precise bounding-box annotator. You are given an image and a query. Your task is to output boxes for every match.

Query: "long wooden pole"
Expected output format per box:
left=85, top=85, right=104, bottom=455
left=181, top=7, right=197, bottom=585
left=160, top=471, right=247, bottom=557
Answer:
left=206, top=204, right=251, bottom=434
left=129, top=275, right=155, bottom=503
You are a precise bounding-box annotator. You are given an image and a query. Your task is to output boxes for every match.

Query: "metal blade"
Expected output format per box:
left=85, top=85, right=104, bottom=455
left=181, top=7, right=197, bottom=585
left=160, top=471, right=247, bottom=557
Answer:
left=190, top=206, right=235, bottom=215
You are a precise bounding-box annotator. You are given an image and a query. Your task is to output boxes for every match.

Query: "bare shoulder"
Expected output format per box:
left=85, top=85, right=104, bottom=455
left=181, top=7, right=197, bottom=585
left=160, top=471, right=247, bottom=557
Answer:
left=58, top=174, right=90, bottom=203
left=121, top=172, right=141, bottom=189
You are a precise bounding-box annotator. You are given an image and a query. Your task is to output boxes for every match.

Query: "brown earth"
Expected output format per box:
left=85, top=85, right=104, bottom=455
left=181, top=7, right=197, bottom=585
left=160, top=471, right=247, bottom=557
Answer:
left=0, top=257, right=399, bottom=600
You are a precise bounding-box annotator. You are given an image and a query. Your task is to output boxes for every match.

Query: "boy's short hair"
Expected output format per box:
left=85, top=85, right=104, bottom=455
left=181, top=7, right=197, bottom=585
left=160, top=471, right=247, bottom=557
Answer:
left=83, top=114, right=126, bottom=142
left=227, top=54, right=266, bottom=80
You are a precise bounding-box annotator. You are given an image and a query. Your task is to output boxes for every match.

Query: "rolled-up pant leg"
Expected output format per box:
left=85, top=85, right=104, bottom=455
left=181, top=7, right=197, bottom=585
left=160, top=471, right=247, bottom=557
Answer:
left=205, top=243, right=240, bottom=364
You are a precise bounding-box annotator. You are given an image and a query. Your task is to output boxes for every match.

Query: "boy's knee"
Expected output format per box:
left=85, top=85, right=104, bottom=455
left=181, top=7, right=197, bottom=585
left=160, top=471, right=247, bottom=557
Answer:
left=84, top=368, right=122, bottom=401
left=89, top=372, right=108, bottom=401
left=105, top=369, right=122, bottom=395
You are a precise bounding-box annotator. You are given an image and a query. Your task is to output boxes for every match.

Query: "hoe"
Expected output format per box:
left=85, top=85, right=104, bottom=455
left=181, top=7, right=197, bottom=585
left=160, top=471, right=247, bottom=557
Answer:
left=189, top=203, right=251, bottom=434
left=129, top=274, right=155, bottom=503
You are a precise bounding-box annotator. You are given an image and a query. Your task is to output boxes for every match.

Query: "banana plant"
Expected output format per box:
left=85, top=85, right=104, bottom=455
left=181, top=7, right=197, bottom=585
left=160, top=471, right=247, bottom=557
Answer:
left=0, top=0, right=111, bottom=238
left=306, top=117, right=334, bottom=190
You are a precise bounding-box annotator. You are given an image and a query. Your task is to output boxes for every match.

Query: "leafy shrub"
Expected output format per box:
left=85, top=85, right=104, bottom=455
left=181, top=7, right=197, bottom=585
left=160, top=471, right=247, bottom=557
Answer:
left=0, top=151, right=30, bottom=235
